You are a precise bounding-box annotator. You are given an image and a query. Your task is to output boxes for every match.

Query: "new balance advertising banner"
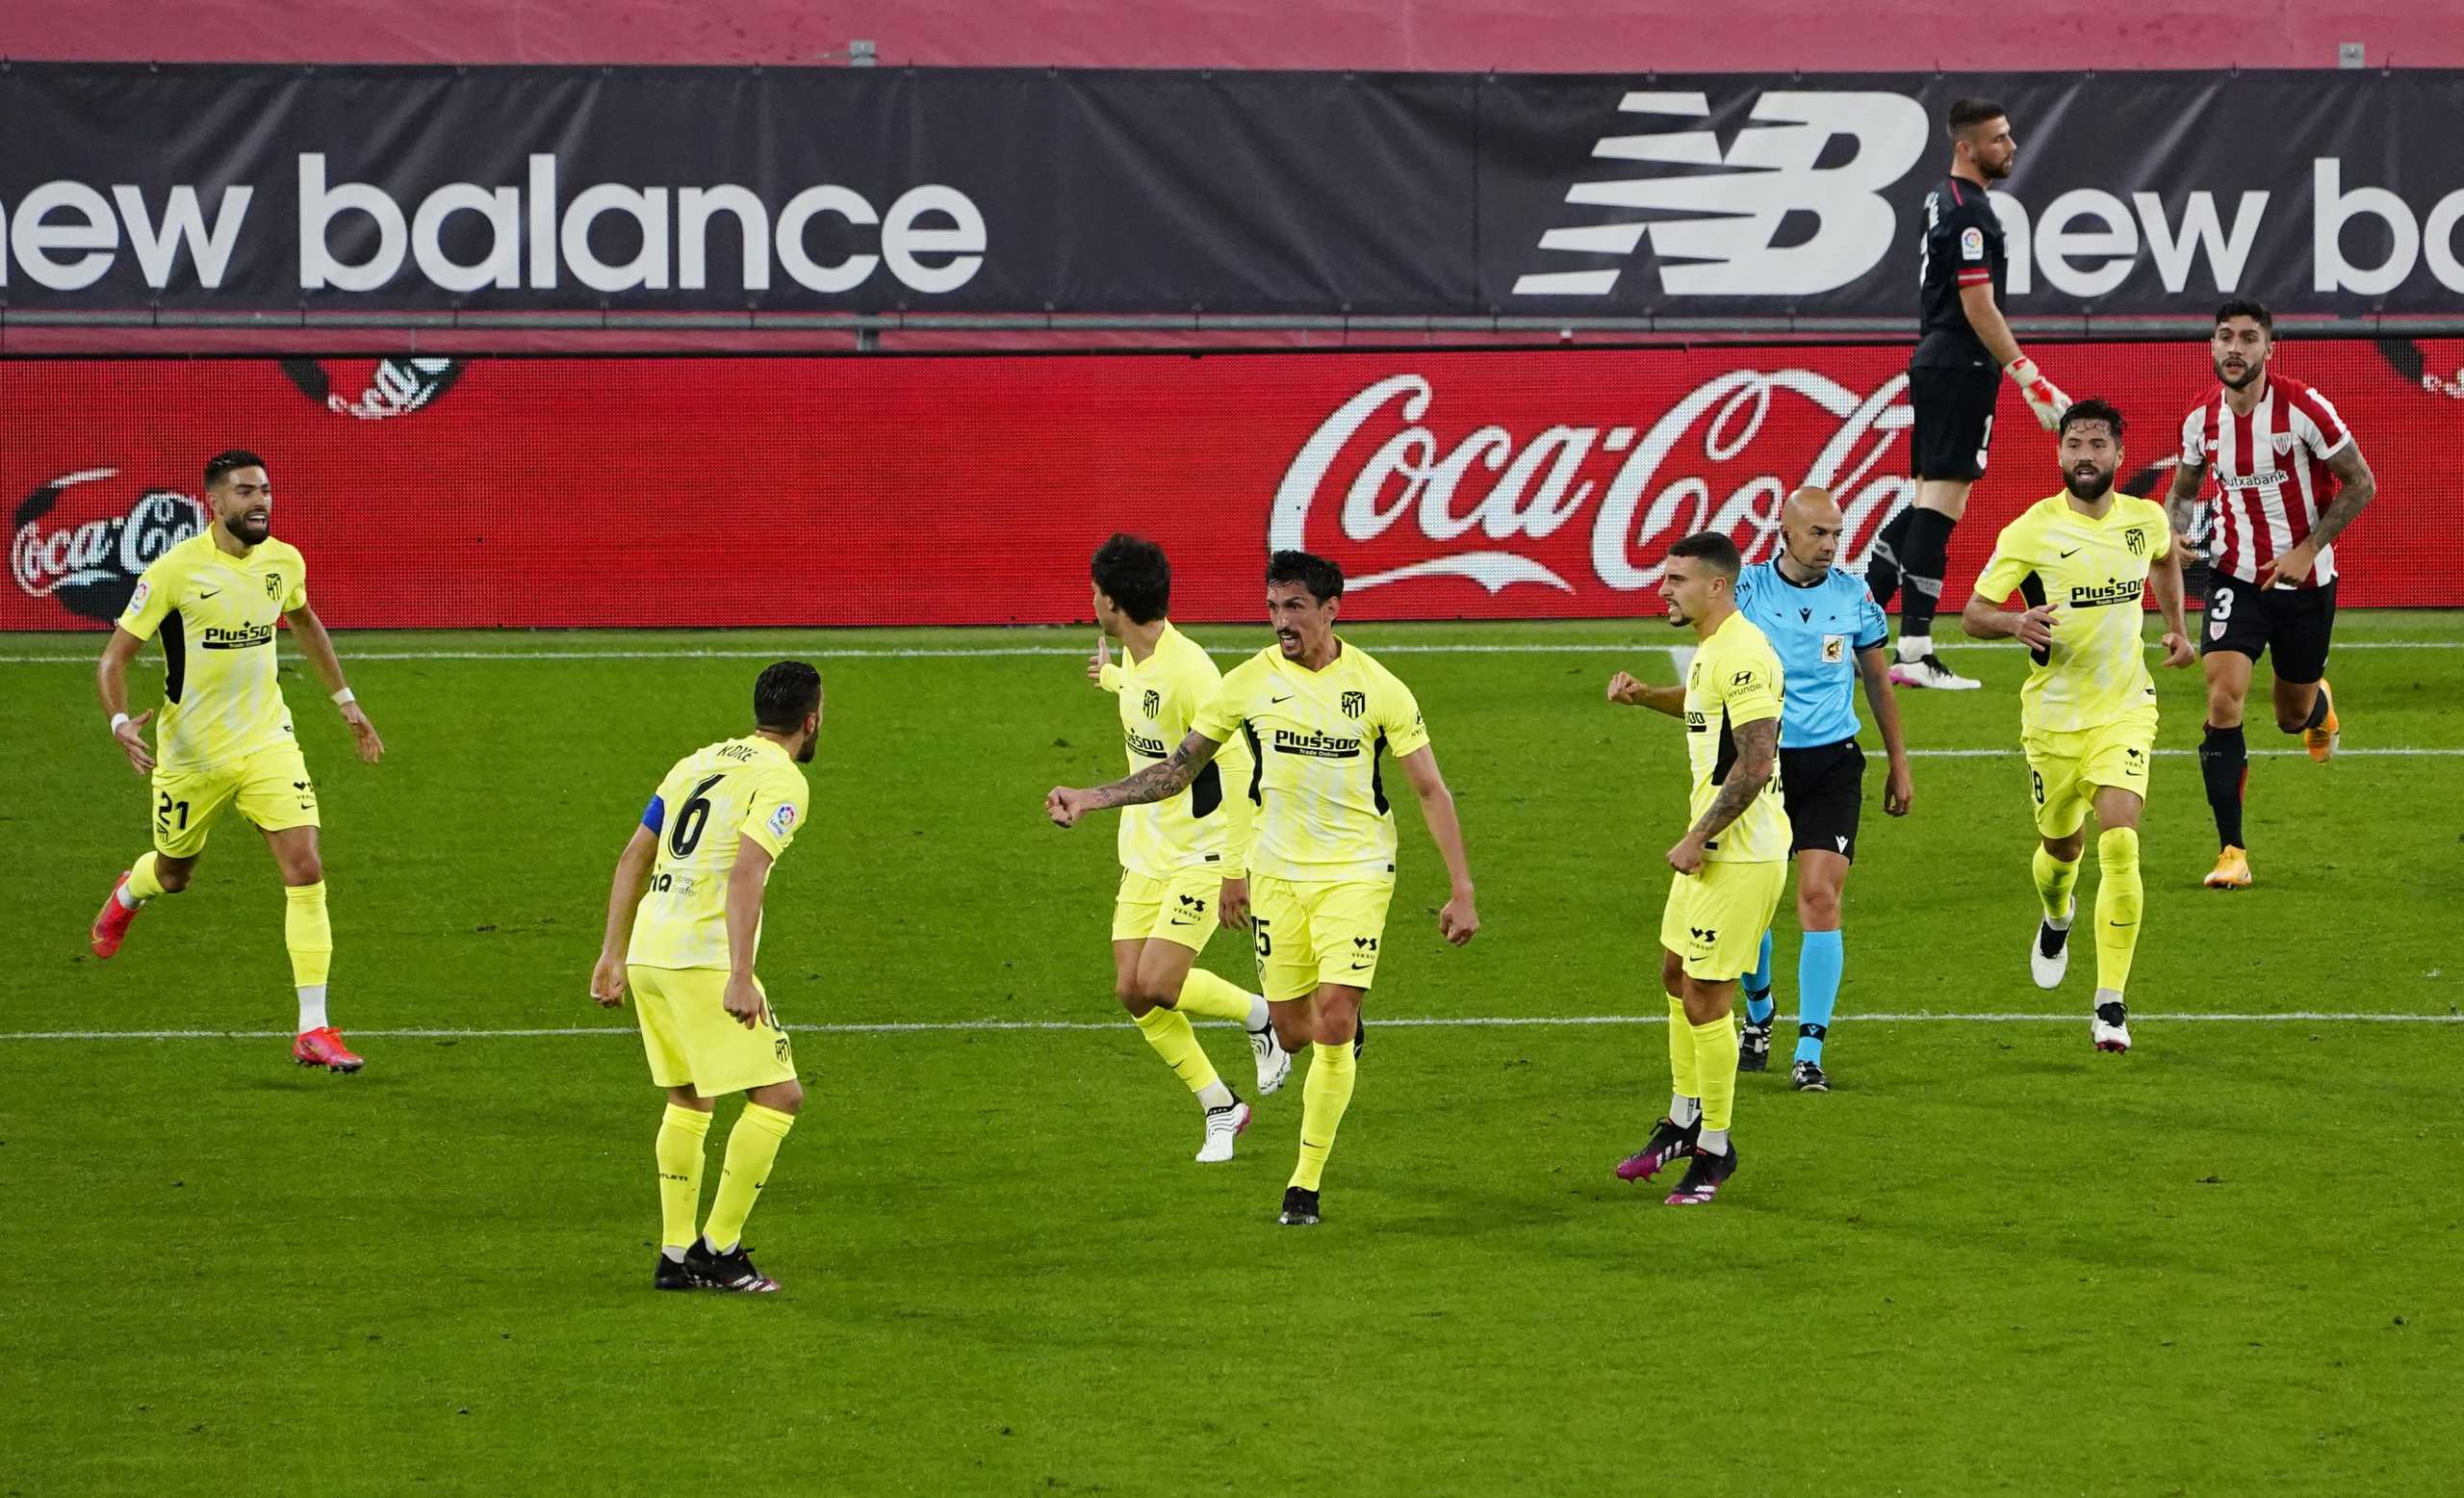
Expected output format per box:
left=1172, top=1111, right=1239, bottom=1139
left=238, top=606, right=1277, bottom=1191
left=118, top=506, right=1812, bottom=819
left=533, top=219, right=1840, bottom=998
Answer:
left=5, top=342, right=2455, bottom=632
left=6, top=66, right=2464, bottom=319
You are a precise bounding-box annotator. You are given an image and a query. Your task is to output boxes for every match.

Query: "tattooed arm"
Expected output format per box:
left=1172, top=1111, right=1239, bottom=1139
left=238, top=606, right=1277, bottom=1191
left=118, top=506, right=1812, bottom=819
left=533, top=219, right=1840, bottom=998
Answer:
left=2259, top=442, right=2376, bottom=588
left=2162, top=456, right=2207, bottom=544
left=1046, top=730, right=1222, bottom=827
left=1666, top=715, right=1776, bottom=875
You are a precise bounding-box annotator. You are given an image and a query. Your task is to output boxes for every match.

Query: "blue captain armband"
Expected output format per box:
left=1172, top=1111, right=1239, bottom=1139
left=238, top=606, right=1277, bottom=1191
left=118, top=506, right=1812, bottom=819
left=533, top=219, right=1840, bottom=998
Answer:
left=641, top=794, right=667, bottom=834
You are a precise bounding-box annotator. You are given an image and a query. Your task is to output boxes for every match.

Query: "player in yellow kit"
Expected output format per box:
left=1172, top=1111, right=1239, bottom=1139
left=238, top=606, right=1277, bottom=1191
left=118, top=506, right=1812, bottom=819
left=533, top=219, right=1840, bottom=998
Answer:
left=591, top=662, right=821, bottom=1294
left=1048, top=551, right=1479, bottom=1228
left=1963, top=399, right=2194, bottom=1054
left=1611, top=532, right=1789, bottom=1207
left=89, top=450, right=386, bottom=1073
left=1083, top=536, right=1288, bottom=1165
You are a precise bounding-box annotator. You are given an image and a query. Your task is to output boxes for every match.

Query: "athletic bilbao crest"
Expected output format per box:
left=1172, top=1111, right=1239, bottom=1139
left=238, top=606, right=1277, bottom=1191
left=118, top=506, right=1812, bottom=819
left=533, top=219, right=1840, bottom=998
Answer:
left=279, top=357, right=462, bottom=420
left=11, top=468, right=207, bottom=622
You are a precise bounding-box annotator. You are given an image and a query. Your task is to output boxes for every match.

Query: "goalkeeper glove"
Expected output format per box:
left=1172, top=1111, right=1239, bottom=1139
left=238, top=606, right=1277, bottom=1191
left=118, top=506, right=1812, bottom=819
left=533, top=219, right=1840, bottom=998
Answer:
left=2005, top=356, right=2071, bottom=432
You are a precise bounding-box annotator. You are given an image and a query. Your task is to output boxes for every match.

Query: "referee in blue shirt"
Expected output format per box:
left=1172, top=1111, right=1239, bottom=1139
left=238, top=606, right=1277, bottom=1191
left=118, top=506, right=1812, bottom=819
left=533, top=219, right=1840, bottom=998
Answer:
left=1611, top=487, right=1914, bottom=1091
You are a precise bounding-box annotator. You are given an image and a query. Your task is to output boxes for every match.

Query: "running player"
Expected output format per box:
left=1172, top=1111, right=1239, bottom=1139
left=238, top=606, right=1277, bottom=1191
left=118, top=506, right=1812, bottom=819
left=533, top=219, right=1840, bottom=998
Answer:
left=2163, top=299, right=2379, bottom=890
left=89, top=449, right=385, bottom=1073
left=1081, top=535, right=1287, bottom=1164
left=590, top=661, right=821, bottom=1294
left=1866, top=96, right=2073, bottom=690
left=1614, top=488, right=1913, bottom=1093
left=1962, top=400, right=2194, bottom=1053
left=1047, top=551, right=1479, bottom=1228
left=1612, top=532, right=1788, bottom=1206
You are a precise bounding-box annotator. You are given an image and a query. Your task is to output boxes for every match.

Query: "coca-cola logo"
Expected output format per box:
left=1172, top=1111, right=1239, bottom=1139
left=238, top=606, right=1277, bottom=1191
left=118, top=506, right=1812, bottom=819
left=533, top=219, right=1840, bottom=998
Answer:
left=278, top=357, right=463, bottom=420
left=1270, top=369, right=1916, bottom=602
left=12, top=469, right=208, bottom=621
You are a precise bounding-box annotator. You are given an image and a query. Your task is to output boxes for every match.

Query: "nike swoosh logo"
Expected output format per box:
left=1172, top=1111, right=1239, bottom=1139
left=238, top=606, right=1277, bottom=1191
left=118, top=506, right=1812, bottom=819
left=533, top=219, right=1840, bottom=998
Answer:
left=2059, top=549, right=2081, bottom=558
left=198, top=588, right=222, bottom=599
left=1168, top=917, right=1197, bottom=926
left=1269, top=693, right=1294, bottom=705
left=1348, top=962, right=1373, bottom=970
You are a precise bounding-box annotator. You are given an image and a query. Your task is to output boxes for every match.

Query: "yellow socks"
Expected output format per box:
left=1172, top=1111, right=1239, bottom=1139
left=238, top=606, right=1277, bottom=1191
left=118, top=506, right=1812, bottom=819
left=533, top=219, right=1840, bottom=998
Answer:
left=284, top=882, right=333, bottom=988
left=2094, top=827, right=2143, bottom=995
left=1132, top=1005, right=1223, bottom=1098
left=126, top=852, right=167, bottom=902
left=1693, top=1014, right=1739, bottom=1132
left=284, top=882, right=334, bottom=1032
left=1173, top=968, right=1255, bottom=1023
left=1666, top=996, right=1700, bottom=1119
left=2032, top=846, right=2081, bottom=925
left=656, top=1104, right=711, bottom=1252
left=703, top=1102, right=795, bottom=1252
left=1289, top=1041, right=1357, bottom=1191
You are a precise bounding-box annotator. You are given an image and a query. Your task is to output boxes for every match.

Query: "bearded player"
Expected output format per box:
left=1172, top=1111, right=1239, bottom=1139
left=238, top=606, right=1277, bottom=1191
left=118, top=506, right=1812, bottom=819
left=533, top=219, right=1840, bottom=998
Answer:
left=90, top=450, right=385, bottom=1072
left=1964, top=401, right=2194, bottom=1053
left=2163, top=299, right=2378, bottom=890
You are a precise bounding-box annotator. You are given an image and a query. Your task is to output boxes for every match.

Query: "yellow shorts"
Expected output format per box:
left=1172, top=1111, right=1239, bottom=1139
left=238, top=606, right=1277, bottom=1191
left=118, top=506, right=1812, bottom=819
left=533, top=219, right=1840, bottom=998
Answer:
left=1247, top=875, right=1393, bottom=1002
left=1112, top=867, right=1227, bottom=953
left=2023, top=705, right=2159, bottom=839
left=150, top=739, right=320, bottom=859
left=629, top=965, right=798, bottom=1098
left=1660, top=859, right=1787, bottom=982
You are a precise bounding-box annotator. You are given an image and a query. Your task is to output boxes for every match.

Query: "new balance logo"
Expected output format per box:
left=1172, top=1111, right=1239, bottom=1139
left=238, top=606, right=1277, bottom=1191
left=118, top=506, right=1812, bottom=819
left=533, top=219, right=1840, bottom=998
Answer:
left=1511, top=90, right=1929, bottom=298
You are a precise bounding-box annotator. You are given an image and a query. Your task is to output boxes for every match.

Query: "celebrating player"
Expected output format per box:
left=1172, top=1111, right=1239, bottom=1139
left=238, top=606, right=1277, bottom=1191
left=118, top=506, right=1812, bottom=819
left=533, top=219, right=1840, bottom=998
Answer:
left=1867, top=96, right=2073, bottom=690
left=89, top=449, right=385, bottom=1073
left=1613, top=488, right=1913, bottom=1093
left=2163, top=299, right=2378, bottom=890
left=1047, top=551, right=1478, bottom=1228
left=590, top=661, right=821, bottom=1294
left=1611, top=533, right=1788, bottom=1205
left=1962, top=401, right=2194, bottom=1053
left=1080, top=535, right=1287, bottom=1164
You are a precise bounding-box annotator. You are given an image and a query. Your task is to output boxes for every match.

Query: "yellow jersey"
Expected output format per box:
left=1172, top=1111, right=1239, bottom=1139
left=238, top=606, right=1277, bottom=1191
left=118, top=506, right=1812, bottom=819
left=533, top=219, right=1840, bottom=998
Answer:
left=115, top=529, right=310, bottom=774
left=1972, top=493, right=2172, bottom=735
left=1191, top=639, right=1430, bottom=884
left=627, top=735, right=811, bottom=972
left=1096, top=623, right=1254, bottom=879
left=1681, top=611, right=1790, bottom=864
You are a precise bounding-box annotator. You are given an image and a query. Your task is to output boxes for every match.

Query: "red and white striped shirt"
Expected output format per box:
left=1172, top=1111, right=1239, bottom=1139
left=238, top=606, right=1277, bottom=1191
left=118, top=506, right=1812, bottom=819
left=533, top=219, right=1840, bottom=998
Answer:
left=2177, top=372, right=2353, bottom=590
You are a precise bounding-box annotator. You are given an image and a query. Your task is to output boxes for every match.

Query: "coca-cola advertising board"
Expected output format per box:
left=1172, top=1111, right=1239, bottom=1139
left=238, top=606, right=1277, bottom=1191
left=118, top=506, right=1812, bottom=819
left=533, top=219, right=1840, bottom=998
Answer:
left=5, top=342, right=2457, bottom=632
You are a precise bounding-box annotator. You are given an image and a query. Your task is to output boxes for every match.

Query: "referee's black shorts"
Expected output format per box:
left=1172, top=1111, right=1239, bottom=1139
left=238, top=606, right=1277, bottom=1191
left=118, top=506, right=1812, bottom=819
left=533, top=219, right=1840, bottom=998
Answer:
left=1908, top=365, right=2000, bottom=482
left=1781, top=738, right=1865, bottom=862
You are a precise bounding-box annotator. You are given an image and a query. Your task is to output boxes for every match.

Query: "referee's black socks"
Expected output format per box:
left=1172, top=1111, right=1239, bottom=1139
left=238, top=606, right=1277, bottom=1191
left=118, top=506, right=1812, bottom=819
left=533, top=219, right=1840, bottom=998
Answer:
left=2199, top=721, right=2248, bottom=849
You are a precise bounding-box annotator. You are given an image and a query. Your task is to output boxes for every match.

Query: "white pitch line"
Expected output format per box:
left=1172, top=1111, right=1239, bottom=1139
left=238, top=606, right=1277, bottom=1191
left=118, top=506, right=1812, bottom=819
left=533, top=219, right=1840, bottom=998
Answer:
left=3, top=1011, right=2457, bottom=1043
left=0, top=639, right=2459, bottom=665
left=1902, top=746, right=2463, bottom=759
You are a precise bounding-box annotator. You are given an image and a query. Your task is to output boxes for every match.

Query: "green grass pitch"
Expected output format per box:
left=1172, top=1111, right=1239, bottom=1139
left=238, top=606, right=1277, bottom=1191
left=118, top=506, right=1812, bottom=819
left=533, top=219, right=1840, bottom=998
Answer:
left=4, top=612, right=2460, bottom=1495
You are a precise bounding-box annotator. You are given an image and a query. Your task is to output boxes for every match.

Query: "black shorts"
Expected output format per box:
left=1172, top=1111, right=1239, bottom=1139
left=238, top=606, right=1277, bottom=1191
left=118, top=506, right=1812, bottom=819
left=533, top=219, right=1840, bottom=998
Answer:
left=1781, top=739, right=1864, bottom=862
left=2200, top=576, right=2337, bottom=684
left=1907, top=365, right=2000, bottom=482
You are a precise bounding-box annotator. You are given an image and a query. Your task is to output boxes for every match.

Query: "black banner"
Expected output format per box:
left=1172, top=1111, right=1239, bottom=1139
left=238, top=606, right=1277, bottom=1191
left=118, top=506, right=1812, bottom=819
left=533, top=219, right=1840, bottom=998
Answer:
left=3, top=65, right=2461, bottom=319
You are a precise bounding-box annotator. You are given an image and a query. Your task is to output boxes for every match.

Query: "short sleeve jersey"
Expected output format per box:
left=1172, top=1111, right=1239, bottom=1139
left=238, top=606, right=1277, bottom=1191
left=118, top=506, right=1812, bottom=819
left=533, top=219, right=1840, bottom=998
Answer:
left=1972, top=494, right=2172, bottom=735
left=116, top=529, right=310, bottom=773
left=627, top=735, right=811, bottom=971
left=1190, top=640, right=1429, bottom=884
left=1096, top=623, right=1255, bottom=879
left=1912, top=175, right=2006, bottom=370
left=1732, top=560, right=1887, bottom=749
left=1682, top=612, right=1791, bottom=863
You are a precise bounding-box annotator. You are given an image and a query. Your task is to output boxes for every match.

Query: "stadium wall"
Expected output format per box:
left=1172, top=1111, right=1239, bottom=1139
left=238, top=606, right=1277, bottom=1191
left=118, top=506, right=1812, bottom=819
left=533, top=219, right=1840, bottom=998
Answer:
left=6, top=341, right=2454, bottom=632
left=9, top=0, right=2459, bottom=69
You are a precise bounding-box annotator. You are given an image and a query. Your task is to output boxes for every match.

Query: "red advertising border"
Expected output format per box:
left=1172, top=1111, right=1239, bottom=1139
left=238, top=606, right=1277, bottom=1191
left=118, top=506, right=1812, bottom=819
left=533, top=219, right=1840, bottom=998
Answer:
left=6, top=341, right=2457, bottom=632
